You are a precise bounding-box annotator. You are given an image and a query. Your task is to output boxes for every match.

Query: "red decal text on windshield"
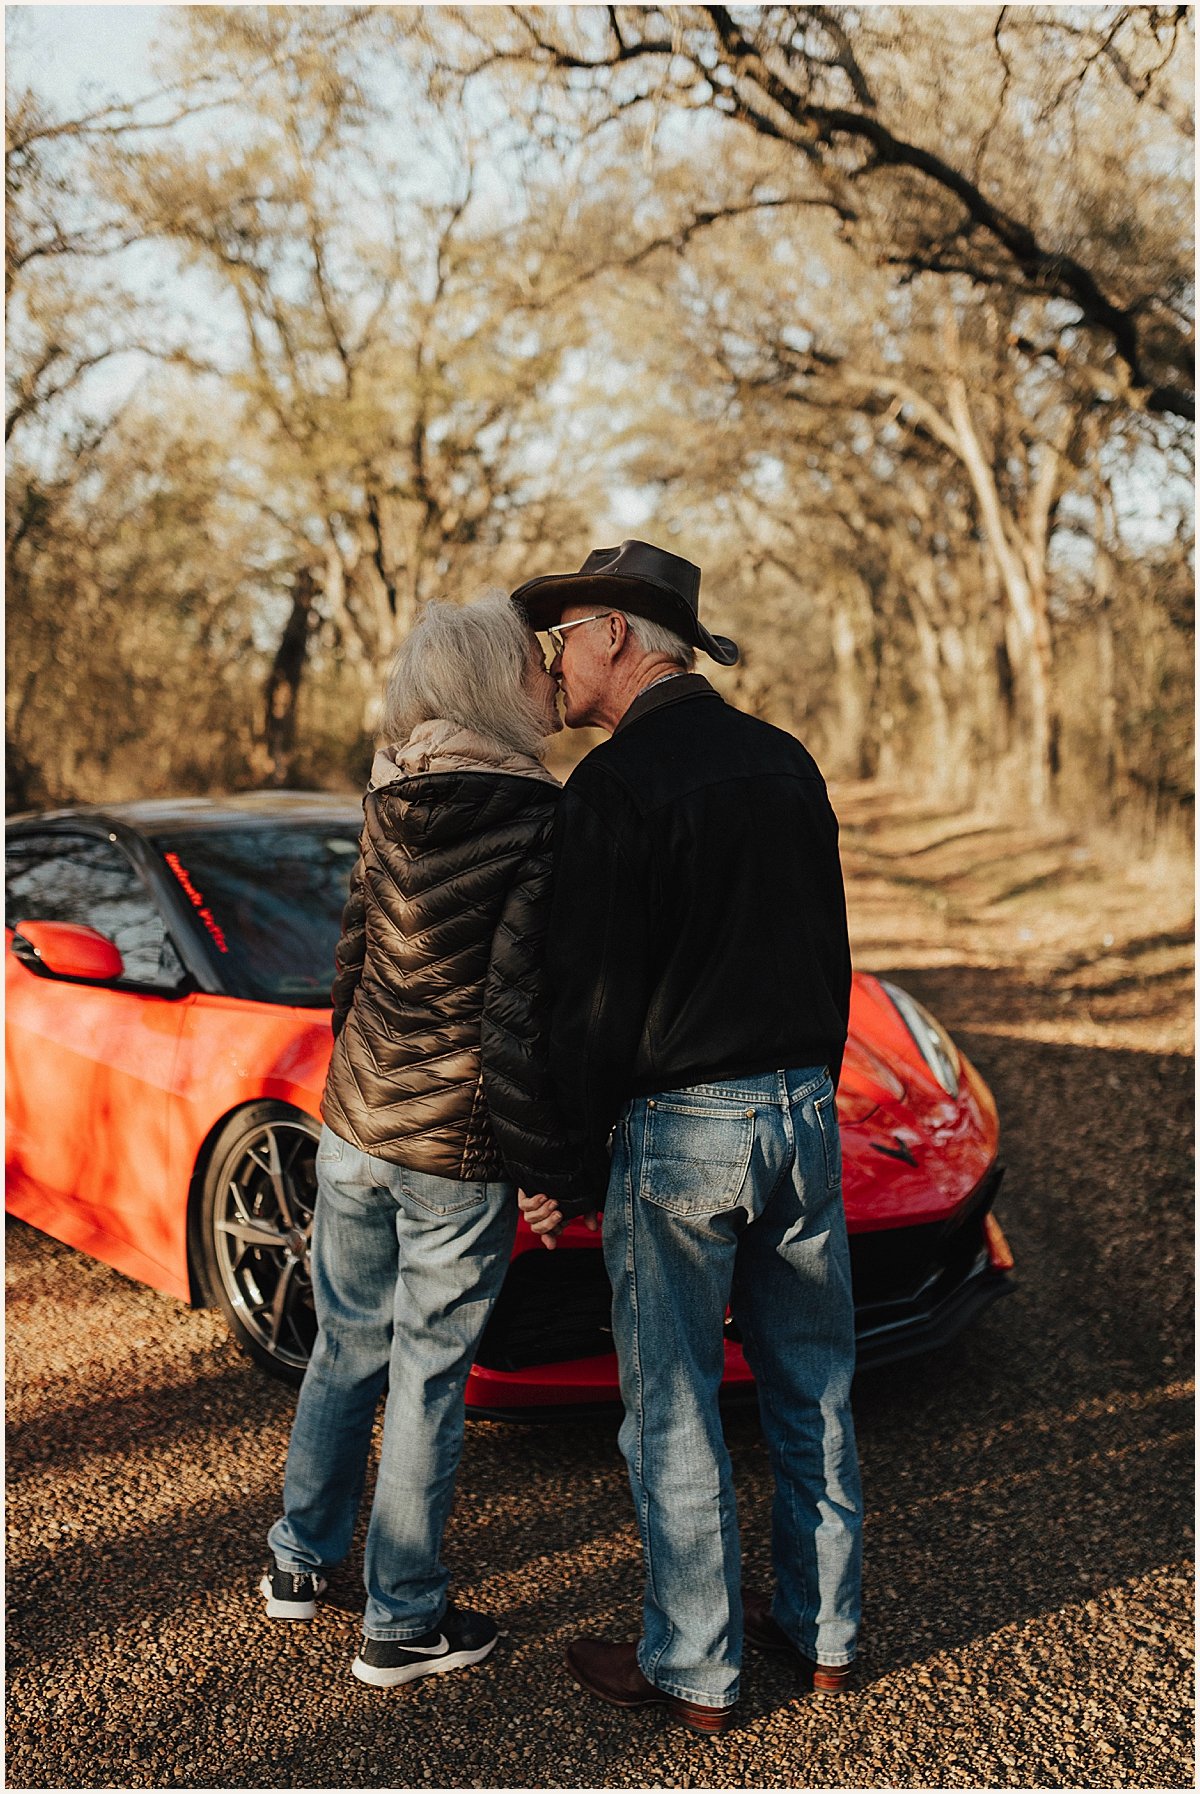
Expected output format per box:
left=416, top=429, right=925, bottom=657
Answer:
left=164, top=852, right=229, bottom=953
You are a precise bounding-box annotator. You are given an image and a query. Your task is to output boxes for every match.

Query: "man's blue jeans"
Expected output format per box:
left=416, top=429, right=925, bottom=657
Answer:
left=267, top=1126, right=516, bottom=1640
left=603, top=1067, right=863, bottom=1709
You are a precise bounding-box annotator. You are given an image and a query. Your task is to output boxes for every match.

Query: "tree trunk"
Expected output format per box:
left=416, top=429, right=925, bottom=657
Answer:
left=264, top=567, right=317, bottom=787
left=904, top=562, right=957, bottom=796
left=830, top=590, right=869, bottom=777
left=943, top=372, right=1056, bottom=812
left=1091, top=466, right=1125, bottom=815
left=1093, top=552, right=1124, bottom=813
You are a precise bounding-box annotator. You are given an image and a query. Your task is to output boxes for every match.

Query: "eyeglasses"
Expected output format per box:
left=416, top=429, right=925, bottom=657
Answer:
left=545, top=613, right=616, bottom=658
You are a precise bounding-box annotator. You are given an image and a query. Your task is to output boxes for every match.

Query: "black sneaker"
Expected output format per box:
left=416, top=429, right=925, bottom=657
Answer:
left=352, top=1602, right=499, bottom=1688
left=259, top=1563, right=328, bottom=1619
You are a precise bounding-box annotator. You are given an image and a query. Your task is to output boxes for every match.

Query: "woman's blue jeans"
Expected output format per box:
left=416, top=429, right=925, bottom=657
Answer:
left=267, top=1125, right=516, bottom=1640
left=603, top=1067, right=863, bottom=1708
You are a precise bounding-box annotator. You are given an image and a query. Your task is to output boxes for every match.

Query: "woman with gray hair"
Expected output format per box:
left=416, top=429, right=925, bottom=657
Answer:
left=261, top=593, right=582, bottom=1689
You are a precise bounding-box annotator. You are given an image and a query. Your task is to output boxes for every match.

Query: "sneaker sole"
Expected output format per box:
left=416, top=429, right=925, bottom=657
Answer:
left=259, top=1573, right=327, bottom=1620
left=351, top=1634, right=498, bottom=1689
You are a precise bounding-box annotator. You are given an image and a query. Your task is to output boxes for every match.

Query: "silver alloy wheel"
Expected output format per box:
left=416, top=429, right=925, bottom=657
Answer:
left=211, top=1117, right=318, bottom=1371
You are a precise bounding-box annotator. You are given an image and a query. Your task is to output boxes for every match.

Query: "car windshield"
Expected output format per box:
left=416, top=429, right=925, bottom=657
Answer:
left=153, top=823, right=361, bottom=1006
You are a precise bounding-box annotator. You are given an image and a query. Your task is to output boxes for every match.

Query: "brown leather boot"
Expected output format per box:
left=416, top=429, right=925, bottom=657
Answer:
left=743, top=1590, right=854, bottom=1692
left=564, top=1637, right=736, bottom=1735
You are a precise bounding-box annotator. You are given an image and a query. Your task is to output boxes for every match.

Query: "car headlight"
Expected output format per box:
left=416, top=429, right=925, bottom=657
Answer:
left=879, top=979, right=961, bottom=1097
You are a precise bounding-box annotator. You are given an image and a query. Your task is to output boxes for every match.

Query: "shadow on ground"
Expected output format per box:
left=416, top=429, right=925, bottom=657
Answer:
left=5, top=967, right=1194, bottom=1789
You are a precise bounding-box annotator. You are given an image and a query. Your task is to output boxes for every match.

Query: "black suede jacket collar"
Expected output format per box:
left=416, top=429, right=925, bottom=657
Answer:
left=614, top=672, right=722, bottom=735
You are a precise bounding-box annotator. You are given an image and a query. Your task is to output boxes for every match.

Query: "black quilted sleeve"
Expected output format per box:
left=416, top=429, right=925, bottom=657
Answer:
left=480, top=797, right=605, bottom=1215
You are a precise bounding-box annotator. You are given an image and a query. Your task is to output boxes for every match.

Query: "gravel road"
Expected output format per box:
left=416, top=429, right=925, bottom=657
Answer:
left=6, top=1000, right=1192, bottom=1790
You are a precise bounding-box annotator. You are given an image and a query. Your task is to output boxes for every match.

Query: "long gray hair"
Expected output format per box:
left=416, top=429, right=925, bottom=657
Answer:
left=381, top=591, right=548, bottom=758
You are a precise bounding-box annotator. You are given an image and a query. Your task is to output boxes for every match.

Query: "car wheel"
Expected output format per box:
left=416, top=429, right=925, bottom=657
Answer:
left=198, top=1103, right=320, bottom=1384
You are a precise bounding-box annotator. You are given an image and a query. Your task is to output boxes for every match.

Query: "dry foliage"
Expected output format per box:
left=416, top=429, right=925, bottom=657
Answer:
left=6, top=5, right=1193, bottom=831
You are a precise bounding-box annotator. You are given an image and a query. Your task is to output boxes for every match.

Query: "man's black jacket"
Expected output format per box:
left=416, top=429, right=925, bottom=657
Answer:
left=536, top=675, right=852, bottom=1216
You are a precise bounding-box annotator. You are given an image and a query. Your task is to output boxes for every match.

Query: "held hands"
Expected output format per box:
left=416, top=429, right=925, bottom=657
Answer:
left=517, top=1189, right=599, bottom=1250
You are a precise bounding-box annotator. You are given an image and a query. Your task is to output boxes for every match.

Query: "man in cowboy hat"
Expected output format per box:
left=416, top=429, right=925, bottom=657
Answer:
left=510, top=540, right=863, bottom=1736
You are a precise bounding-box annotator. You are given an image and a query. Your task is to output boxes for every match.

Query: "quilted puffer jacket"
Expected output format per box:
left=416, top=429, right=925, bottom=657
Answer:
left=321, top=721, right=588, bottom=1202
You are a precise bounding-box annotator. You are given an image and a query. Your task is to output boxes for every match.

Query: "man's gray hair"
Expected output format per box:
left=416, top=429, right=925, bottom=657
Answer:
left=621, top=612, right=696, bottom=670
left=382, top=591, right=547, bottom=757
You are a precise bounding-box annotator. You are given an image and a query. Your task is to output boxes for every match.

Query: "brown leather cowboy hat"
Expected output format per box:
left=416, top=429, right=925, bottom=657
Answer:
left=511, top=539, right=739, bottom=666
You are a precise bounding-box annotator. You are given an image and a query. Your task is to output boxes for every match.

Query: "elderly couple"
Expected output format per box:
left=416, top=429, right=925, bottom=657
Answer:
left=259, top=540, right=863, bottom=1735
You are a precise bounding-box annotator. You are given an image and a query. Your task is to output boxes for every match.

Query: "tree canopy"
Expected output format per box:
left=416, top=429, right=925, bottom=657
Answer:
left=6, top=5, right=1193, bottom=823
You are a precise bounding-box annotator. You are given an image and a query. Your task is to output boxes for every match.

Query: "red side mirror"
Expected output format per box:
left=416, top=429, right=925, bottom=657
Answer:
left=10, top=920, right=125, bottom=983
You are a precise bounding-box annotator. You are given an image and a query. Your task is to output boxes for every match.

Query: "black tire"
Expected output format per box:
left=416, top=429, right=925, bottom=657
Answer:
left=197, top=1102, right=320, bottom=1385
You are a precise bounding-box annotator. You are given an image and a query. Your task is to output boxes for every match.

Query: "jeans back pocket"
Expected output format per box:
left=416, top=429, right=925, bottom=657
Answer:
left=404, top=1172, right=494, bottom=1217
left=637, top=1098, right=756, bottom=1218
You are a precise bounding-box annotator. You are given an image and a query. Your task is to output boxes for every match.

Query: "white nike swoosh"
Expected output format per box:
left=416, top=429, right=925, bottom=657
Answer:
left=397, top=1633, right=450, bottom=1657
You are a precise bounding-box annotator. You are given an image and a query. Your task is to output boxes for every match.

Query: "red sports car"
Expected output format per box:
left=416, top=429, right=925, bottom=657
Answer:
left=5, top=793, right=1012, bottom=1415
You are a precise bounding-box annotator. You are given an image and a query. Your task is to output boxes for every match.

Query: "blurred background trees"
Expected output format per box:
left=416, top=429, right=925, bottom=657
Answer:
left=6, top=4, right=1193, bottom=831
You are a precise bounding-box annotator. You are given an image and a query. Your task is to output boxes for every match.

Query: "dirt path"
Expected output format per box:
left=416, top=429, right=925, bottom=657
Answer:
left=836, top=781, right=1193, bottom=1053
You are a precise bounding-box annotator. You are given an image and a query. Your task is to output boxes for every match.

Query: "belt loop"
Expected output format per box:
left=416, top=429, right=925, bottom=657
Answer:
left=776, top=1069, right=788, bottom=1105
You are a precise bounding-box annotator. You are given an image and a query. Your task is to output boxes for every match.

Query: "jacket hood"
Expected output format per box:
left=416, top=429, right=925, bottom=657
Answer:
left=366, top=719, right=559, bottom=856
left=369, top=719, right=558, bottom=791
